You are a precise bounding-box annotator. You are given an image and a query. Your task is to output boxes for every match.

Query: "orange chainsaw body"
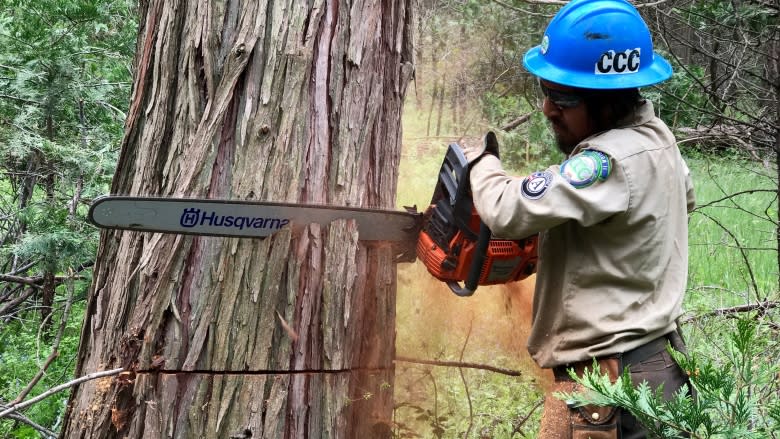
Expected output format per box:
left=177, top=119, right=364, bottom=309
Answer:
left=415, top=144, right=538, bottom=294
left=417, top=216, right=538, bottom=285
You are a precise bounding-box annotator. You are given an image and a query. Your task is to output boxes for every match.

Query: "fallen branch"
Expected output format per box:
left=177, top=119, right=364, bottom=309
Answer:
left=0, top=368, right=124, bottom=419
left=680, top=301, right=780, bottom=324
left=493, top=0, right=566, bottom=9
left=500, top=113, right=532, bottom=132
left=0, top=274, right=87, bottom=288
left=10, top=353, right=58, bottom=405
left=395, top=356, right=522, bottom=376
left=0, top=274, right=43, bottom=288
left=0, top=410, right=57, bottom=438
left=0, top=287, right=37, bottom=317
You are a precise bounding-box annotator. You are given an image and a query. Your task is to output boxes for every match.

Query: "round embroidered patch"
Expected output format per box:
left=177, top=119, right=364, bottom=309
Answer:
left=521, top=171, right=553, bottom=200
left=560, top=150, right=611, bottom=189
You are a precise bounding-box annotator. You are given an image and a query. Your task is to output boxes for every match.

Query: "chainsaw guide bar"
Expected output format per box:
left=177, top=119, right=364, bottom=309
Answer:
left=88, top=142, right=538, bottom=296
left=88, top=196, right=422, bottom=242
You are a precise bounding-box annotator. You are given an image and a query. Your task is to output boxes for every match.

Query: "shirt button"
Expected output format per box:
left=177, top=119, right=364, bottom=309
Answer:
left=591, top=412, right=600, bottom=421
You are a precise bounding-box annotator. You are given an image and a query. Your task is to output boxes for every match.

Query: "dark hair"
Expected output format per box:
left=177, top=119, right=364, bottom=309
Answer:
left=582, top=88, right=643, bottom=132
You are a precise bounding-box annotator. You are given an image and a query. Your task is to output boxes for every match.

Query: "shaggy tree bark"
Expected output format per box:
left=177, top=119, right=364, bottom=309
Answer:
left=61, top=1, right=414, bottom=438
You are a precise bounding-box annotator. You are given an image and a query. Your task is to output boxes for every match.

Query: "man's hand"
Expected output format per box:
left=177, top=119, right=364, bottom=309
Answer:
left=461, top=131, right=500, bottom=163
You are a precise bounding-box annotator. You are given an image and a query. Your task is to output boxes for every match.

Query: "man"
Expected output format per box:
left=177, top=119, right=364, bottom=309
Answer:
left=464, top=0, right=696, bottom=437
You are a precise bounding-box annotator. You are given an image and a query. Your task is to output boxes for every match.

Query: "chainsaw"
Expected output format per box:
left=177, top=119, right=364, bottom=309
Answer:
left=88, top=143, right=538, bottom=296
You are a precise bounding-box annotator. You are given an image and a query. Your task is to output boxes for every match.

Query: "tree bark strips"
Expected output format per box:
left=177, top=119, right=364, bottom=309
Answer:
left=61, top=1, right=414, bottom=438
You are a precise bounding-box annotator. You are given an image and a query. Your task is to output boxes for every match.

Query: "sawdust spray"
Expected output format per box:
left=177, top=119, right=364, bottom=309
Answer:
left=394, top=135, right=551, bottom=434
left=393, top=260, right=552, bottom=434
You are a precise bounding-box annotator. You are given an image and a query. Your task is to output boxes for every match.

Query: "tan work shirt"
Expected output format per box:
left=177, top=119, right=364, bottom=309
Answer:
left=469, top=101, right=695, bottom=368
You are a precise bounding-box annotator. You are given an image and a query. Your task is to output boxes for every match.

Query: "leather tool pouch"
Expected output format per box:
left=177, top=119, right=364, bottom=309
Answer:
left=568, top=358, right=621, bottom=439
left=569, top=391, right=618, bottom=439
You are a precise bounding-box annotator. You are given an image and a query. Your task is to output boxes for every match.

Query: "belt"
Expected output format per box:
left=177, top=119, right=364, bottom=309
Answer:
left=552, top=333, right=674, bottom=381
left=622, top=333, right=673, bottom=366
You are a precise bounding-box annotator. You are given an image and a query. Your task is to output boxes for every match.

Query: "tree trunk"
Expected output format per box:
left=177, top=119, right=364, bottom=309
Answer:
left=426, top=81, right=438, bottom=137
left=435, top=72, right=445, bottom=137
left=772, top=37, right=780, bottom=294
left=61, top=1, right=414, bottom=438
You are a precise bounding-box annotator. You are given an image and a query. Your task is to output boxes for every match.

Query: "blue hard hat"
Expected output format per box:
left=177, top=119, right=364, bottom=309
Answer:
left=523, top=0, right=673, bottom=89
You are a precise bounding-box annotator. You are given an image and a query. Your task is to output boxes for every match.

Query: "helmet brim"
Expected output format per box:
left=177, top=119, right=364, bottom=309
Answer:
left=523, top=46, right=673, bottom=90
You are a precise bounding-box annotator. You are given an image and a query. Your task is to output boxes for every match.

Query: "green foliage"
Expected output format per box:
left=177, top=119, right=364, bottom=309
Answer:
left=559, top=316, right=780, bottom=438
left=0, top=299, right=86, bottom=437
left=496, top=113, right=564, bottom=174
left=480, top=92, right=559, bottom=172
left=394, top=401, right=451, bottom=438
left=0, top=0, right=136, bottom=436
left=646, top=64, right=713, bottom=130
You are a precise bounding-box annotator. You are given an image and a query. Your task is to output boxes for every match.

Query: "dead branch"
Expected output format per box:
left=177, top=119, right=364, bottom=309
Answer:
left=676, top=125, right=774, bottom=165
left=0, top=274, right=87, bottom=288
left=395, top=356, right=523, bottom=376
left=512, top=398, right=545, bottom=436
left=10, top=354, right=58, bottom=405
left=0, top=287, right=37, bottom=317
left=5, top=260, right=39, bottom=277
left=693, top=189, right=777, bottom=211
left=0, top=274, right=43, bottom=288
left=459, top=319, right=475, bottom=439
left=500, top=113, right=532, bottom=132
left=680, top=301, right=780, bottom=324
left=491, top=0, right=559, bottom=16
left=0, top=367, right=124, bottom=419
left=0, top=410, right=57, bottom=438
left=695, top=211, right=760, bottom=299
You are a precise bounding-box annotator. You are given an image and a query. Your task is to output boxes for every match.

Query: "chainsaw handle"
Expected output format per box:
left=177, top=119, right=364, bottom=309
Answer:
left=447, top=222, right=492, bottom=297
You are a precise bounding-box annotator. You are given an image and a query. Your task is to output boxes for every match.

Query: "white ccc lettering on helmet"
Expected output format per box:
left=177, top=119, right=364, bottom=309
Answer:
left=595, top=48, right=641, bottom=74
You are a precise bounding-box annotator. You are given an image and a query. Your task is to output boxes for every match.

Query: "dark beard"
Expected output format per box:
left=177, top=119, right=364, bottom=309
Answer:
left=554, top=133, right=576, bottom=155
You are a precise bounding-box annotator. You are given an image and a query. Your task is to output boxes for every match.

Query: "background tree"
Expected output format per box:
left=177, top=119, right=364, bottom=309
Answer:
left=0, top=1, right=135, bottom=436
left=58, top=1, right=414, bottom=438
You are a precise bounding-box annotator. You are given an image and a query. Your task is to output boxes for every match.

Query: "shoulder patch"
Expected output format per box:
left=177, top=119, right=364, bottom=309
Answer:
left=560, top=150, right=611, bottom=189
left=521, top=171, right=553, bottom=200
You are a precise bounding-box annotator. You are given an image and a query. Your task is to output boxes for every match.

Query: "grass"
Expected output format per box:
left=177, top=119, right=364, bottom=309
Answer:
left=686, top=157, right=778, bottom=311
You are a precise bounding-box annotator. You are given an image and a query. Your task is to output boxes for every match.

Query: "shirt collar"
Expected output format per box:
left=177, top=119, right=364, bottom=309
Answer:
left=570, top=100, right=656, bottom=157
left=615, top=99, right=655, bottom=128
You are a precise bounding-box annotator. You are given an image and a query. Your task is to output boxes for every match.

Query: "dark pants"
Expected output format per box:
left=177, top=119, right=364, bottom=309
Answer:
left=539, top=331, right=692, bottom=439
left=621, top=331, right=692, bottom=439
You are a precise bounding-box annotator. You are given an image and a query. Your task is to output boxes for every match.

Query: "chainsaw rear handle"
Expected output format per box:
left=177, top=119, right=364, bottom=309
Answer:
left=446, top=221, right=492, bottom=297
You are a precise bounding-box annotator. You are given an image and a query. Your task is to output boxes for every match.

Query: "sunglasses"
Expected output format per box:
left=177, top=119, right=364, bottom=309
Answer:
left=538, top=81, right=584, bottom=109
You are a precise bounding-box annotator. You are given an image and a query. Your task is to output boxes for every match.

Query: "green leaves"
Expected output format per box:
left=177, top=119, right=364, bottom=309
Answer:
left=0, top=1, right=136, bottom=436
left=561, top=317, right=780, bottom=438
